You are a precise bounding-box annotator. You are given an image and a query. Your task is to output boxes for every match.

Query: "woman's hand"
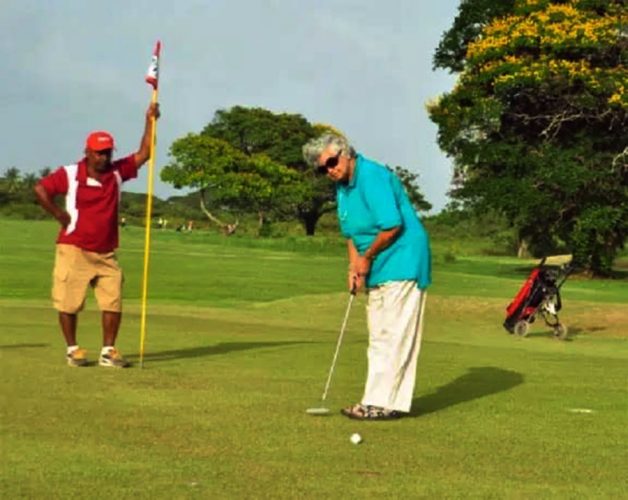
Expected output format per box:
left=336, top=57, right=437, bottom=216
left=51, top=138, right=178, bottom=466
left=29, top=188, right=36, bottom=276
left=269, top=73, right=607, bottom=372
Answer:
left=349, top=255, right=372, bottom=293
left=356, top=255, right=372, bottom=278
left=348, top=269, right=359, bottom=294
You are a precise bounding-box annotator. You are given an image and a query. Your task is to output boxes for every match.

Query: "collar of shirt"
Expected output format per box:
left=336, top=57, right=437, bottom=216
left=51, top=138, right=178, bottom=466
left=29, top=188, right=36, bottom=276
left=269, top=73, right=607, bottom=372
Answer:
left=75, top=158, right=88, bottom=183
left=76, top=158, right=115, bottom=185
left=348, top=154, right=362, bottom=188
left=339, top=153, right=362, bottom=192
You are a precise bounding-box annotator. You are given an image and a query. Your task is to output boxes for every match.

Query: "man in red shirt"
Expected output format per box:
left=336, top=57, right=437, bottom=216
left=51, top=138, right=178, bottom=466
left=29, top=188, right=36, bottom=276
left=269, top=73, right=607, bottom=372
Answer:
left=34, top=102, right=160, bottom=367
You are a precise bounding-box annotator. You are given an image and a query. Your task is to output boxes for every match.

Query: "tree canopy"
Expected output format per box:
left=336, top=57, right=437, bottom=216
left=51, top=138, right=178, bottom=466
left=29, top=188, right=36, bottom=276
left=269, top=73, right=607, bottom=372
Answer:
left=0, top=166, right=53, bottom=219
left=433, top=0, right=517, bottom=72
left=160, top=134, right=303, bottom=234
left=200, top=106, right=338, bottom=235
left=202, top=106, right=314, bottom=169
left=392, top=166, right=432, bottom=212
left=429, top=0, right=627, bottom=275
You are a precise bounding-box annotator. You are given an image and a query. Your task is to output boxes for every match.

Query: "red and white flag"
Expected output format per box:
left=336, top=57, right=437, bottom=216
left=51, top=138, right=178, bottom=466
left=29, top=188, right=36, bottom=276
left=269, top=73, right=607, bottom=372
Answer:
left=145, top=41, right=161, bottom=89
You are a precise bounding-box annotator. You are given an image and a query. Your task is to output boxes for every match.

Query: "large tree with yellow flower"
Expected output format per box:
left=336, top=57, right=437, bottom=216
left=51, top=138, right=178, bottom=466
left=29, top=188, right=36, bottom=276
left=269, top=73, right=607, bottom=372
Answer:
left=429, top=0, right=627, bottom=275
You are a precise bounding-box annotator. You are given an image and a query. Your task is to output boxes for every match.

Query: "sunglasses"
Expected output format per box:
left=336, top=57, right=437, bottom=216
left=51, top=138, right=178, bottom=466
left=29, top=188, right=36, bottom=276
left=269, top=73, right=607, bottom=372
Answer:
left=316, top=151, right=342, bottom=174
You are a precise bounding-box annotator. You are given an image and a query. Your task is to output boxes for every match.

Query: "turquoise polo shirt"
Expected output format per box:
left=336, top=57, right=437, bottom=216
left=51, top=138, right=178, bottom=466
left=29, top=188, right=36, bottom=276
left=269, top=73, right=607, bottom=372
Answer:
left=337, top=154, right=432, bottom=289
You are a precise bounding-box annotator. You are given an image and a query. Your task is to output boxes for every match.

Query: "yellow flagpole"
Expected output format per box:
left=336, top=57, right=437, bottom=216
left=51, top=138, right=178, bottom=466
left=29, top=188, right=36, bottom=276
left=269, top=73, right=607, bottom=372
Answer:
left=139, top=87, right=159, bottom=368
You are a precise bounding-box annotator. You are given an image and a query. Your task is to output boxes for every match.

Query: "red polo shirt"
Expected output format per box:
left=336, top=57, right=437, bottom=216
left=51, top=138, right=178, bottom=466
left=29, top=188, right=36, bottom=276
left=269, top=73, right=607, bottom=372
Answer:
left=39, top=155, right=138, bottom=252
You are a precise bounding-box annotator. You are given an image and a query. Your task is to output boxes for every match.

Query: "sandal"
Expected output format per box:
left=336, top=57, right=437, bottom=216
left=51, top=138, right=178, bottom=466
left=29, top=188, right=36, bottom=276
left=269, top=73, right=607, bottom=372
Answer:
left=341, top=403, right=369, bottom=419
left=341, top=404, right=403, bottom=421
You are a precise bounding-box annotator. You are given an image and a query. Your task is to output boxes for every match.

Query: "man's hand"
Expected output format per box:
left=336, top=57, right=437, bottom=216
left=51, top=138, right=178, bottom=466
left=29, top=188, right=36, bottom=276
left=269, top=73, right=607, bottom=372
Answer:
left=56, top=211, right=71, bottom=228
left=146, top=102, right=160, bottom=121
left=135, top=102, right=161, bottom=166
left=34, top=183, right=70, bottom=228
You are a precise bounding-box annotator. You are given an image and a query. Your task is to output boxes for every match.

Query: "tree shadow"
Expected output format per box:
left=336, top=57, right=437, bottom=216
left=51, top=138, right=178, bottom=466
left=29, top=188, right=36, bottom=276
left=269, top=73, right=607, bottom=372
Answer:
left=127, top=341, right=314, bottom=363
left=609, top=268, right=628, bottom=279
left=0, top=343, right=50, bottom=349
left=410, top=367, right=524, bottom=417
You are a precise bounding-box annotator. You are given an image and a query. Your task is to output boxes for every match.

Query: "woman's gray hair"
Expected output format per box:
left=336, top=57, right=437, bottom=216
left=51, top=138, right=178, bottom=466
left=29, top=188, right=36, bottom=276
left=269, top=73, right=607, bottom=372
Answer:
left=302, top=133, right=356, bottom=168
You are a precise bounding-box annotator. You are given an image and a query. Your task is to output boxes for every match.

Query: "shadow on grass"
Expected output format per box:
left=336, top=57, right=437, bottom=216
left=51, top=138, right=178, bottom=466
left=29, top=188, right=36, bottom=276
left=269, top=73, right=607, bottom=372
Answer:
left=127, top=341, right=314, bottom=363
left=0, top=343, right=50, bottom=349
left=525, top=325, right=606, bottom=341
left=410, top=367, right=523, bottom=417
left=568, top=326, right=607, bottom=335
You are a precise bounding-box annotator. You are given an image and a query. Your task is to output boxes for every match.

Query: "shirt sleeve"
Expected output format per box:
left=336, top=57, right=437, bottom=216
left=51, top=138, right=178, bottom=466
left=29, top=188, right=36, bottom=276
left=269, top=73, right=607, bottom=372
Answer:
left=38, top=167, right=68, bottom=196
left=115, top=155, right=139, bottom=181
left=361, top=167, right=402, bottom=230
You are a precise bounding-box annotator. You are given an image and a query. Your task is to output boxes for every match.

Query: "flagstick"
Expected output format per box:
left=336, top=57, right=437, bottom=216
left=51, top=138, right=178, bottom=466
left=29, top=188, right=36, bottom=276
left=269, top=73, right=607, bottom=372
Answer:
left=139, top=88, right=159, bottom=368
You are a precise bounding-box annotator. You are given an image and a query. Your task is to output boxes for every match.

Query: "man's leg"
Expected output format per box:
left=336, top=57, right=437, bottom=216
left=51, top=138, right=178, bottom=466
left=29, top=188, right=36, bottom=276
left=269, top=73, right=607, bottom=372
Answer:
left=99, top=311, right=129, bottom=367
left=102, top=311, right=121, bottom=347
left=53, top=245, right=90, bottom=366
left=58, top=312, right=78, bottom=346
left=60, top=312, right=89, bottom=367
left=90, top=251, right=129, bottom=367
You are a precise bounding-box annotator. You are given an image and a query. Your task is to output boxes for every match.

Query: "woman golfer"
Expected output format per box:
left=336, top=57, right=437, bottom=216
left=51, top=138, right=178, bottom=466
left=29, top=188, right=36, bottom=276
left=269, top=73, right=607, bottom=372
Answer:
left=303, top=134, right=431, bottom=420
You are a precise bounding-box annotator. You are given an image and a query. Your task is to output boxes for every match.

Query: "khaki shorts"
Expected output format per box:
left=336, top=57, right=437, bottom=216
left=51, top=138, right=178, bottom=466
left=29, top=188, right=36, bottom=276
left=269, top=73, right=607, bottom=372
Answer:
left=52, top=244, right=123, bottom=313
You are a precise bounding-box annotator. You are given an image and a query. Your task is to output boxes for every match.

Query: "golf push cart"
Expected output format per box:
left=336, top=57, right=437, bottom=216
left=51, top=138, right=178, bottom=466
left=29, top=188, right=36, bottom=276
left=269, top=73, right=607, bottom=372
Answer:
left=503, top=256, right=574, bottom=340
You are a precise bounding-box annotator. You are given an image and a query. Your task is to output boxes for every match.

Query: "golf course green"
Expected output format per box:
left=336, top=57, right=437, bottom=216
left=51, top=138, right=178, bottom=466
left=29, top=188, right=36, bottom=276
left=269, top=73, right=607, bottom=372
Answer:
left=1, top=219, right=626, bottom=498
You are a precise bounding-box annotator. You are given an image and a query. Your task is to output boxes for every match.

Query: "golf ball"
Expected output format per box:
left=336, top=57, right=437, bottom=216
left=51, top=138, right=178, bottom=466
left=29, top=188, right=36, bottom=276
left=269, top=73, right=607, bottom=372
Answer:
left=350, top=433, right=362, bottom=445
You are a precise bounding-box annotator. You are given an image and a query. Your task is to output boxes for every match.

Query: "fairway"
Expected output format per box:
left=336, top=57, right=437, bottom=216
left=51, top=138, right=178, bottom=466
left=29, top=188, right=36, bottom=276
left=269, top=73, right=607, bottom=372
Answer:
left=1, top=220, right=627, bottom=498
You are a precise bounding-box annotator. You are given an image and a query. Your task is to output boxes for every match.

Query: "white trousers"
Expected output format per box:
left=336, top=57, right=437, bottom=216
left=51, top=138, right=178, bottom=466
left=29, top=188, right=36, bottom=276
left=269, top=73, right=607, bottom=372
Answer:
left=361, top=280, right=427, bottom=413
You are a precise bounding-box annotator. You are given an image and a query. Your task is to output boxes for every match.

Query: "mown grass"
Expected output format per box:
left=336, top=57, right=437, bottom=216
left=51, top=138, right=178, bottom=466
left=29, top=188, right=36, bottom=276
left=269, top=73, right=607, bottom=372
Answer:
left=1, top=219, right=627, bottom=498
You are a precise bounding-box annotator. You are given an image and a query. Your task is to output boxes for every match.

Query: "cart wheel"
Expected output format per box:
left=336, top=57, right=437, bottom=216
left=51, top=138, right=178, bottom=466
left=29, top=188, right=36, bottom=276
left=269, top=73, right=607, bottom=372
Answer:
left=553, top=323, right=568, bottom=340
left=514, top=320, right=529, bottom=337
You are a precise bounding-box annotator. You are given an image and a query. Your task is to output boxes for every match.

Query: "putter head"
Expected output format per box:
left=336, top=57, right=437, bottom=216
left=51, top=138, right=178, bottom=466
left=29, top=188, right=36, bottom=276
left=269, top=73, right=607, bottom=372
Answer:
left=306, top=407, right=331, bottom=416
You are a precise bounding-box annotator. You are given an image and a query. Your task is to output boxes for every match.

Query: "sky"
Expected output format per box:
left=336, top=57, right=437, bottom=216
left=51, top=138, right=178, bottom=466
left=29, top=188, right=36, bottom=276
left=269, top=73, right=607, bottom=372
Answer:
left=1, top=0, right=459, bottom=213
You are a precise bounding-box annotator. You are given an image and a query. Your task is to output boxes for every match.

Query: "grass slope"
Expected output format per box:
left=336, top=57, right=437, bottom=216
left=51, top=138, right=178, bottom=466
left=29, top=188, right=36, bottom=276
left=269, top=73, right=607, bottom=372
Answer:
left=1, top=220, right=627, bottom=498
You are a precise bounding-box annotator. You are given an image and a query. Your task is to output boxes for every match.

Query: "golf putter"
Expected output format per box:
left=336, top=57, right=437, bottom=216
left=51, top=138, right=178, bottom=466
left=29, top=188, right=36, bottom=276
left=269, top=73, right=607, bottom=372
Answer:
left=306, top=287, right=356, bottom=416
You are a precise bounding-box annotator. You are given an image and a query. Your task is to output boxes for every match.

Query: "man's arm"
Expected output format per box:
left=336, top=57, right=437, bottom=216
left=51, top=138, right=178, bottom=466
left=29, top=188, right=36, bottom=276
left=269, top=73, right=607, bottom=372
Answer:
left=34, top=184, right=70, bottom=227
left=355, top=226, right=402, bottom=284
left=133, top=102, right=161, bottom=167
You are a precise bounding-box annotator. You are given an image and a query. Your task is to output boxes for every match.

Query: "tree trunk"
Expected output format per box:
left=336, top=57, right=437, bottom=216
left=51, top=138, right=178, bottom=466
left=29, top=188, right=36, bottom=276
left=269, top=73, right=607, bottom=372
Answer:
left=302, top=211, right=320, bottom=236
left=257, top=210, right=265, bottom=234
left=199, top=189, right=239, bottom=235
left=517, top=238, right=530, bottom=259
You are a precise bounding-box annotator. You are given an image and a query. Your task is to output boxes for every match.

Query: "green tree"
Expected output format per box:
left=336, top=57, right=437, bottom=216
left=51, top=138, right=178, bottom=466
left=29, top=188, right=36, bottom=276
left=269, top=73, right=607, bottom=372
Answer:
left=392, top=166, right=433, bottom=212
left=160, top=134, right=303, bottom=235
left=2, top=167, right=21, bottom=194
left=433, top=0, right=517, bottom=72
left=21, top=173, right=39, bottom=190
left=429, top=0, right=627, bottom=275
left=202, top=107, right=336, bottom=235
left=203, top=106, right=314, bottom=168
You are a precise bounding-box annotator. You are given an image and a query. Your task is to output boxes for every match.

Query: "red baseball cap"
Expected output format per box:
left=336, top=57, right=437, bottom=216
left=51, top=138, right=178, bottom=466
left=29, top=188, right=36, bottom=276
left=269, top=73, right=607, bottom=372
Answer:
left=86, top=131, right=115, bottom=151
